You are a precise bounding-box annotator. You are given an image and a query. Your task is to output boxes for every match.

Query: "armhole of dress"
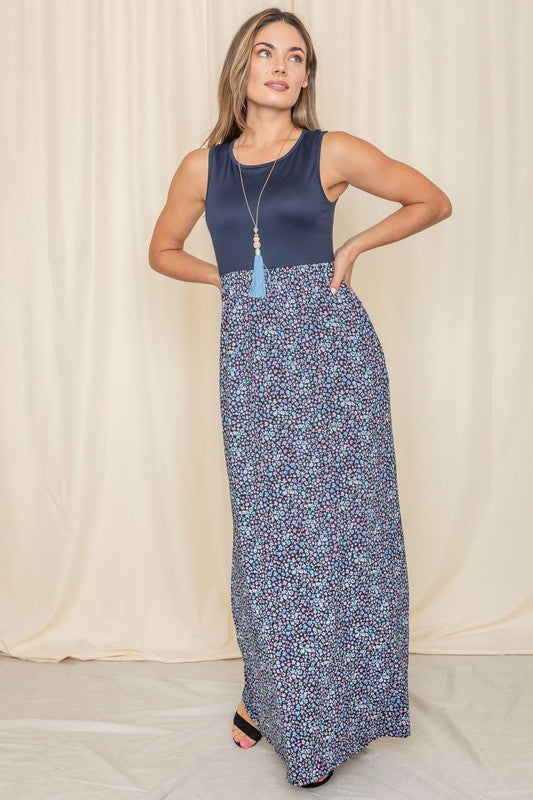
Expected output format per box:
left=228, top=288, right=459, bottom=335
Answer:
left=204, top=146, right=213, bottom=214
left=316, top=130, right=337, bottom=207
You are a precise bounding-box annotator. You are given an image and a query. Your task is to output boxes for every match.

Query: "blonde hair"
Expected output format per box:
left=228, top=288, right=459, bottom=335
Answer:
left=201, top=7, right=320, bottom=147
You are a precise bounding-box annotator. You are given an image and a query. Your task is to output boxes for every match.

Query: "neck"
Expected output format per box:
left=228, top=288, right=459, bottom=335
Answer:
left=236, top=109, right=296, bottom=149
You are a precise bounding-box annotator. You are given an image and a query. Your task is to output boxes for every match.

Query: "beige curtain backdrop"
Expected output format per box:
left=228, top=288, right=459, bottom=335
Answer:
left=0, top=0, right=531, bottom=662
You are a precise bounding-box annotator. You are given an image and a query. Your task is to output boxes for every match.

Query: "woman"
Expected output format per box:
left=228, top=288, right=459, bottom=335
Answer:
left=149, top=7, right=451, bottom=789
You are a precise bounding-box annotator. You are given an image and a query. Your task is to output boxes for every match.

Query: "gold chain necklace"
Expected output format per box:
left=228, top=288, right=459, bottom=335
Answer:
left=234, top=123, right=295, bottom=298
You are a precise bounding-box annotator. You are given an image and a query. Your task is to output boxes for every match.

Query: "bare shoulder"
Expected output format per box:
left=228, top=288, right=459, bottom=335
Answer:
left=321, top=129, right=391, bottom=182
left=169, top=146, right=210, bottom=203
left=321, top=129, right=452, bottom=211
left=148, top=146, right=211, bottom=260
left=322, top=129, right=369, bottom=152
left=318, top=129, right=372, bottom=203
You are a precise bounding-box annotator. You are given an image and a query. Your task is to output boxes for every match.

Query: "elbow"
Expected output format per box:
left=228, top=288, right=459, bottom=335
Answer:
left=438, top=193, right=453, bottom=220
left=440, top=201, right=452, bottom=220
left=148, top=243, right=184, bottom=271
left=148, top=247, right=162, bottom=271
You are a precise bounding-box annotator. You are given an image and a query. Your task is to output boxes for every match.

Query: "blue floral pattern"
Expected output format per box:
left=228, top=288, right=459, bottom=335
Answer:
left=219, top=260, right=411, bottom=786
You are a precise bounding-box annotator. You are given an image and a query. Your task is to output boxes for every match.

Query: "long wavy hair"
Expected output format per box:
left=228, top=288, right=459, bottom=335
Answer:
left=201, top=7, right=320, bottom=148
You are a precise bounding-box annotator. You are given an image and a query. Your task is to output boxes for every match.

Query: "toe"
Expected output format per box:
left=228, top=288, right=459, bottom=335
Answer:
left=232, top=699, right=259, bottom=748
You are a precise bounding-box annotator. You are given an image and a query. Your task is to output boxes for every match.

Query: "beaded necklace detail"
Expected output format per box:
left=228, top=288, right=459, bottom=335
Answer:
left=234, top=124, right=296, bottom=298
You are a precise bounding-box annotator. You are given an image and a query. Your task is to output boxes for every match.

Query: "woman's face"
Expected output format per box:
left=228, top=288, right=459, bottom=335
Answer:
left=245, top=21, right=309, bottom=111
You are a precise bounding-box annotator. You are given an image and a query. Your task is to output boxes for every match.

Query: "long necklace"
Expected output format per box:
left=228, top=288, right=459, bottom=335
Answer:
left=234, top=124, right=295, bottom=298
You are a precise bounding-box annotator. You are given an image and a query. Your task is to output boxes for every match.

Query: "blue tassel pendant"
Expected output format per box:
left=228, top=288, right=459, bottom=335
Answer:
left=249, top=251, right=266, bottom=298
left=249, top=225, right=267, bottom=298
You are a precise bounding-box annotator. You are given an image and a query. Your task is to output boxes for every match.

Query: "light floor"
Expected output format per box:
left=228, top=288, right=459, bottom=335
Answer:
left=0, top=653, right=530, bottom=799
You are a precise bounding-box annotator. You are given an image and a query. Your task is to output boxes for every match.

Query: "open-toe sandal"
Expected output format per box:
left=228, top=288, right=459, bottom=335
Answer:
left=232, top=710, right=262, bottom=747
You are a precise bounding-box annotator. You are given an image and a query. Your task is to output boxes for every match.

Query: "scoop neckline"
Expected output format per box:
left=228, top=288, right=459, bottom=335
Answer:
left=229, top=128, right=308, bottom=168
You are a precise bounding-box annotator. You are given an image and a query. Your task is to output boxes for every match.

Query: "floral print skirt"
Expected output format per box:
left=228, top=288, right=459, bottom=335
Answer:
left=219, top=260, right=411, bottom=786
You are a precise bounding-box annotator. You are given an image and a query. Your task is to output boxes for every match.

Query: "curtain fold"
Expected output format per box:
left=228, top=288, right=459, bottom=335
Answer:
left=0, top=0, right=531, bottom=661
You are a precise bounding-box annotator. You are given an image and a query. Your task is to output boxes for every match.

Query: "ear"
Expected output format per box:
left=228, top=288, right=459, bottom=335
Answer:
left=302, top=69, right=310, bottom=89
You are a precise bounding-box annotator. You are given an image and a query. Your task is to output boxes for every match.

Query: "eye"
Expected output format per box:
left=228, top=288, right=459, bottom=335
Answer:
left=256, top=48, right=303, bottom=62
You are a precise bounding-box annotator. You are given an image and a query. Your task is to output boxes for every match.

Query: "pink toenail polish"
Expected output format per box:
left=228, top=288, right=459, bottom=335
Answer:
left=241, top=739, right=249, bottom=747
left=233, top=736, right=239, bottom=742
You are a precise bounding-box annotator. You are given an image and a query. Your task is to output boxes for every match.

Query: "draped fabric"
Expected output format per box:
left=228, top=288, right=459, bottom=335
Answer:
left=0, top=0, right=531, bottom=661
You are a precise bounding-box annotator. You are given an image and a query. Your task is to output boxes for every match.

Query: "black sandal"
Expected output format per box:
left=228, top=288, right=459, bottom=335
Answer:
left=301, top=769, right=334, bottom=788
left=232, top=710, right=263, bottom=747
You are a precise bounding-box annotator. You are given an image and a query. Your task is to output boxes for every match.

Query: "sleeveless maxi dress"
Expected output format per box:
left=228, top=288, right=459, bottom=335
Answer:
left=205, top=128, right=411, bottom=786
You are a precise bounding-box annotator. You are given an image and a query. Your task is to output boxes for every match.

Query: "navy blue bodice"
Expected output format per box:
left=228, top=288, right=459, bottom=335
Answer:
left=204, top=128, right=337, bottom=277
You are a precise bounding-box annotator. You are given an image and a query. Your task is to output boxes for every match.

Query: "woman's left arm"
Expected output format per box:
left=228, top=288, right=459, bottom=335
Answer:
left=325, top=131, right=452, bottom=291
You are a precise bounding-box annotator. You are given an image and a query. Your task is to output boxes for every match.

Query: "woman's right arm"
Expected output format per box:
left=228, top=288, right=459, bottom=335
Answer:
left=148, top=148, right=221, bottom=293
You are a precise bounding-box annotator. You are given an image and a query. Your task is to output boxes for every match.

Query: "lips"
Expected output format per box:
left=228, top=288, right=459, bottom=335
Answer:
left=265, top=81, right=289, bottom=90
